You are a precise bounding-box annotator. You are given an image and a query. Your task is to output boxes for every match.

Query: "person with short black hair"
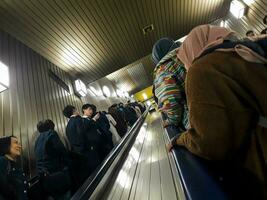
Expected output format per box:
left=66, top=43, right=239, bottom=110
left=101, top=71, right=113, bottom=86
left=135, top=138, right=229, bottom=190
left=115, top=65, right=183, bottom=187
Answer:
left=63, top=105, right=76, bottom=118
left=0, top=136, right=28, bottom=200
left=108, top=105, right=128, bottom=137
left=63, top=105, right=84, bottom=154
left=246, top=30, right=255, bottom=37
left=34, top=119, right=71, bottom=199
left=82, top=104, right=113, bottom=159
left=63, top=105, right=88, bottom=189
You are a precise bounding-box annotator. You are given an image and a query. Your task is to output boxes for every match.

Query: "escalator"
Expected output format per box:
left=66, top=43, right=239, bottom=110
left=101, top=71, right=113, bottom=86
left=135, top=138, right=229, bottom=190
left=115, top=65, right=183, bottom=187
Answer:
left=104, top=112, right=185, bottom=200
left=72, top=111, right=185, bottom=200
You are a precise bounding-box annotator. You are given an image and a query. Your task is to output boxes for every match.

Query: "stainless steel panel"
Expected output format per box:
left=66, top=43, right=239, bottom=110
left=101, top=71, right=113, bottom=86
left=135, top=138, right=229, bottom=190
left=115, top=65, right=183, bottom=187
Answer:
left=0, top=30, right=83, bottom=177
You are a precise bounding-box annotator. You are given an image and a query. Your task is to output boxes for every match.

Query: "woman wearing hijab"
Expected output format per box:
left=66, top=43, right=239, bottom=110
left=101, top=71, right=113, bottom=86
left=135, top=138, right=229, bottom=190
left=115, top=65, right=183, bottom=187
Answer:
left=0, top=136, right=28, bottom=200
left=152, top=38, right=189, bottom=130
left=169, top=24, right=267, bottom=199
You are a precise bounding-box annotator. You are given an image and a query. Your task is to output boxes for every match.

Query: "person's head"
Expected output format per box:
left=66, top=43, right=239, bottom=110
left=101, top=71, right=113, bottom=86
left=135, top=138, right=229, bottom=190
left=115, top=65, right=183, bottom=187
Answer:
left=82, top=104, right=95, bottom=117
left=177, top=24, right=234, bottom=69
left=63, top=105, right=78, bottom=118
left=263, top=15, right=267, bottom=25
left=152, top=38, right=181, bottom=65
left=261, top=28, right=267, bottom=35
left=37, top=119, right=55, bottom=133
left=246, top=30, right=255, bottom=37
left=45, top=119, right=55, bottom=130
left=0, top=136, right=21, bottom=159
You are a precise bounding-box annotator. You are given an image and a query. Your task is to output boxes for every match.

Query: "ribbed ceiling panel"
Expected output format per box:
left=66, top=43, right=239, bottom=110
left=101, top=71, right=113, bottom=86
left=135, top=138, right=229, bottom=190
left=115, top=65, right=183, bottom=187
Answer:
left=0, top=0, right=229, bottom=84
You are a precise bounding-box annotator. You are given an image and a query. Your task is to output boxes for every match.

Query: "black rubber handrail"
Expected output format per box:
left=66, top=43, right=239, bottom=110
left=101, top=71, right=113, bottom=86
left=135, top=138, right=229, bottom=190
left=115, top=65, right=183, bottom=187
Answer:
left=71, top=109, right=149, bottom=200
left=164, top=125, right=228, bottom=200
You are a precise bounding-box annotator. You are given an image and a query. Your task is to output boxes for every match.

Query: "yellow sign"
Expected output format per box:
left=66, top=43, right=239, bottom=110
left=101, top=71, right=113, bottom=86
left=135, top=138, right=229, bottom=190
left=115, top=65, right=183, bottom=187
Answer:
left=133, top=85, right=153, bottom=102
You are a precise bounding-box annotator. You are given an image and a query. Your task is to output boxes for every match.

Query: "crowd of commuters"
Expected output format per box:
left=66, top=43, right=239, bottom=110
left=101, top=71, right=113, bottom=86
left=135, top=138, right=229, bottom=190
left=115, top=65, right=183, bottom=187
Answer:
left=152, top=15, right=267, bottom=199
left=0, top=101, right=145, bottom=200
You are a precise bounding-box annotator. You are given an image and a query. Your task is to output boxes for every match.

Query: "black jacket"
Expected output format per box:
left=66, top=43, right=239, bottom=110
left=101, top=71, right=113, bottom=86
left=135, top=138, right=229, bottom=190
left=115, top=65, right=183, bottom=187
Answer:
left=65, top=115, right=85, bottom=154
left=108, top=107, right=128, bottom=137
left=34, top=130, right=68, bottom=174
left=95, top=113, right=114, bottom=156
left=0, top=156, right=28, bottom=200
left=124, top=106, right=138, bottom=126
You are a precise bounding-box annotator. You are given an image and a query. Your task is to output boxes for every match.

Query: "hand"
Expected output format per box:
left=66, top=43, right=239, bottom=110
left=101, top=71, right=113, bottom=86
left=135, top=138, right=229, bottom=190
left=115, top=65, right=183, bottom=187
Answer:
left=93, top=113, right=100, bottom=121
left=162, top=120, right=170, bottom=128
left=166, top=143, right=173, bottom=152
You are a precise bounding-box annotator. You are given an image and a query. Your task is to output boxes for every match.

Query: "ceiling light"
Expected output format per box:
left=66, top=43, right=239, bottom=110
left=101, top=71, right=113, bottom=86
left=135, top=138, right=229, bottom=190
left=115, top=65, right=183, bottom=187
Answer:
left=146, top=100, right=151, bottom=106
left=74, top=79, right=87, bottom=97
left=0, top=84, right=7, bottom=93
left=0, top=61, right=9, bottom=93
left=102, top=85, right=111, bottom=97
left=230, top=0, right=246, bottom=19
left=220, top=20, right=226, bottom=27
left=142, top=93, right=148, bottom=100
left=243, top=0, right=255, bottom=6
left=0, top=61, right=9, bottom=92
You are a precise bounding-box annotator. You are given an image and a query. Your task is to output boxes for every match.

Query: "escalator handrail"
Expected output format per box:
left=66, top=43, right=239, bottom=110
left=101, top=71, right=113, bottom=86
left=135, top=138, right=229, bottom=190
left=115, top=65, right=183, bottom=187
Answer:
left=71, top=109, right=149, bottom=200
left=164, top=126, right=228, bottom=200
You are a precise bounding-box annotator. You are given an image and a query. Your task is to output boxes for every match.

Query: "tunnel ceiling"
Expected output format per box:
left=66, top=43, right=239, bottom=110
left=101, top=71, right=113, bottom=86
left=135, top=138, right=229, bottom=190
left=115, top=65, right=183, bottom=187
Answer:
left=0, top=0, right=230, bottom=86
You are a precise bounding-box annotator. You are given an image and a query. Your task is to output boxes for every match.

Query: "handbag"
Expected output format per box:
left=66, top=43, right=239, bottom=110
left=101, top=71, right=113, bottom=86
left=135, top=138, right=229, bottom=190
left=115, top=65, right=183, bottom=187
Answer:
left=41, top=167, right=71, bottom=197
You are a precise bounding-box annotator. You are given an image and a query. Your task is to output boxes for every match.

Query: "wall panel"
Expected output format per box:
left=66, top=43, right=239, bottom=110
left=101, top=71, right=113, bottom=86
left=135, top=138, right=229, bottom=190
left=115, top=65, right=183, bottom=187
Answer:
left=0, top=30, right=84, bottom=177
left=0, top=29, right=127, bottom=176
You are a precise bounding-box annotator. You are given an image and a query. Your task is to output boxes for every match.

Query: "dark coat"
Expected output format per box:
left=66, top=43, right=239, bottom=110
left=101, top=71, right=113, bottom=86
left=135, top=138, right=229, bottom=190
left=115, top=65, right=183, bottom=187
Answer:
left=68, top=117, right=104, bottom=188
left=34, top=130, right=68, bottom=174
left=95, top=112, right=113, bottom=150
left=65, top=115, right=85, bottom=154
left=0, top=156, right=28, bottom=200
left=82, top=118, right=102, bottom=167
left=124, top=106, right=138, bottom=127
left=108, top=107, right=128, bottom=137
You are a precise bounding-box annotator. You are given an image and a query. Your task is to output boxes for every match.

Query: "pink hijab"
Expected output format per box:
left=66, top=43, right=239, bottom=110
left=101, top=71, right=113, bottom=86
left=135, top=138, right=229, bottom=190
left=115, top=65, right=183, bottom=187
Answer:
left=177, top=24, right=267, bottom=70
left=177, top=25, right=234, bottom=69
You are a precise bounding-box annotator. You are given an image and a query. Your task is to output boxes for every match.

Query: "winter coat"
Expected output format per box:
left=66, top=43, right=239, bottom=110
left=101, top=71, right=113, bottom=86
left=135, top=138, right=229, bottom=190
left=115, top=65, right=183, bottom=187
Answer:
left=34, top=130, right=68, bottom=174
left=153, top=49, right=189, bottom=130
left=0, top=156, right=28, bottom=200
left=124, top=106, right=138, bottom=127
left=65, top=115, right=86, bottom=154
left=176, top=51, right=267, bottom=199
left=108, top=107, right=128, bottom=137
left=95, top=112, right=114, bottom=153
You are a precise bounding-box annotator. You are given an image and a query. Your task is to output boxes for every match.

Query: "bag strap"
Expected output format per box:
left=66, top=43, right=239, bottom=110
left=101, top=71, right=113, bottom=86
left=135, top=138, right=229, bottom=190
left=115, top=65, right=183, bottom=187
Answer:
left=258, top=116, right=267, bottom=128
